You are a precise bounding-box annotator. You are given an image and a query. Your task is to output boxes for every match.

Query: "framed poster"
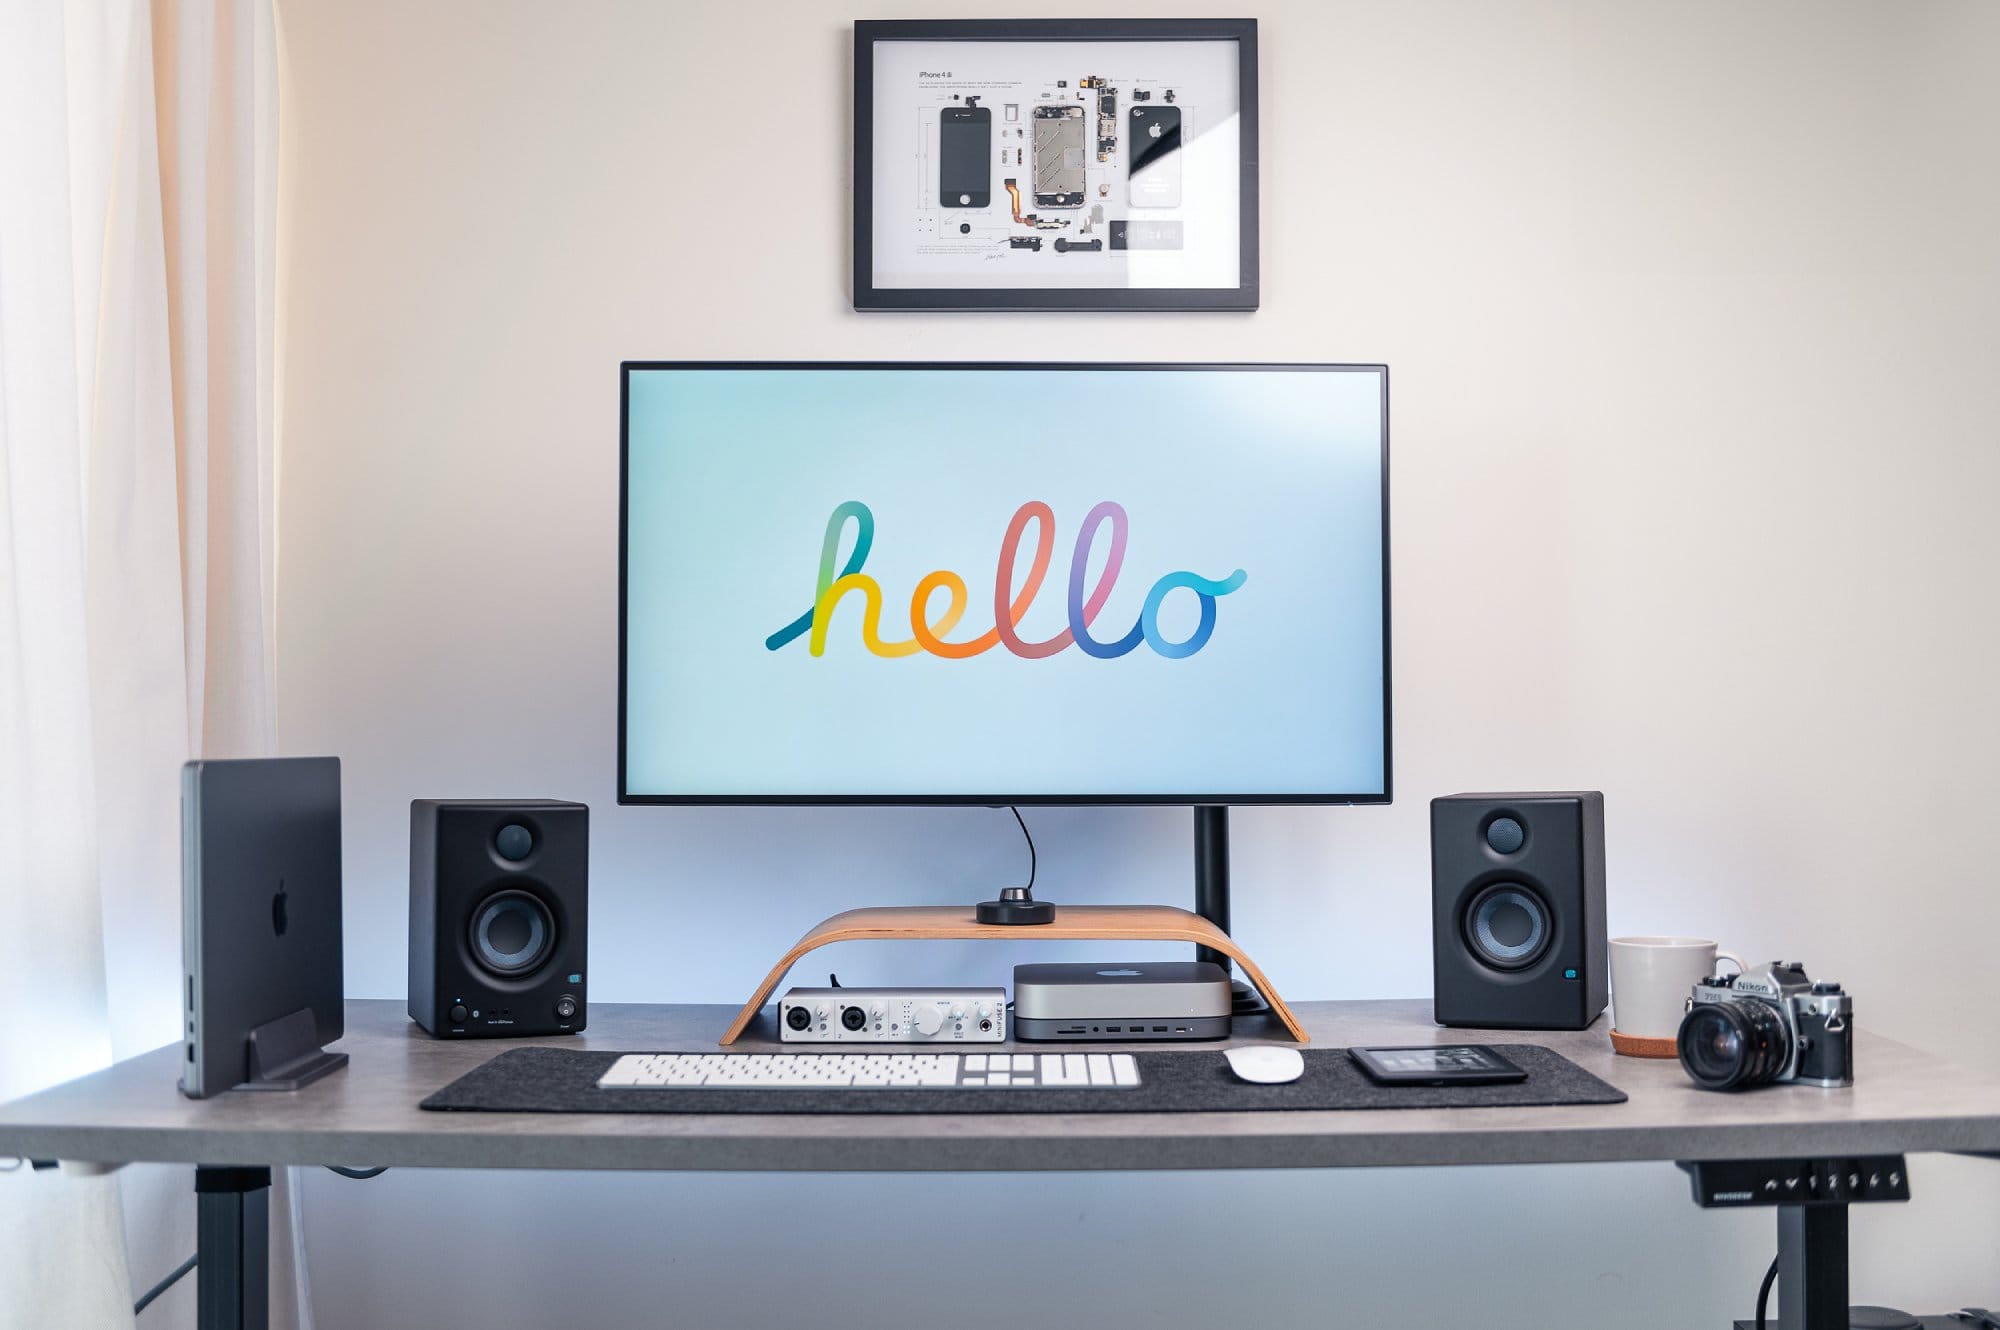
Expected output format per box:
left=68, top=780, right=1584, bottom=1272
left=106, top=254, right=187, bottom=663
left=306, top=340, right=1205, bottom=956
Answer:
left=853, top=19, right=1259, bottom=311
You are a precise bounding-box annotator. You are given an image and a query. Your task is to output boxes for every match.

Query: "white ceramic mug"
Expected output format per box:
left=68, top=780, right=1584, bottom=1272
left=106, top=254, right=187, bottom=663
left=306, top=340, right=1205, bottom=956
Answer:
left=1610, top=936, right=1745, bottom=1040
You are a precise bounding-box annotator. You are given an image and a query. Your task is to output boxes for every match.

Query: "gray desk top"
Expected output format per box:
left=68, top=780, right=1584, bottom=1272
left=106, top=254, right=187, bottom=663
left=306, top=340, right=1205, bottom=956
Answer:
left=3, top=1000, right=1997, bottom=1173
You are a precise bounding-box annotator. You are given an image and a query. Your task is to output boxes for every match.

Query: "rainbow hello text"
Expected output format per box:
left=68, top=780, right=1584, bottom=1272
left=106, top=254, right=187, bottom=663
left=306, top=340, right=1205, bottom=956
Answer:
left=766, top=501, right=1247, bottom=661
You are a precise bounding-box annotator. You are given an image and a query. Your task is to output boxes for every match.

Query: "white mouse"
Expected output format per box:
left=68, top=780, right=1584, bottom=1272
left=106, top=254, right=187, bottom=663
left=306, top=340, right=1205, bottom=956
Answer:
left=1225, top=1045, right=1305, bottom=1085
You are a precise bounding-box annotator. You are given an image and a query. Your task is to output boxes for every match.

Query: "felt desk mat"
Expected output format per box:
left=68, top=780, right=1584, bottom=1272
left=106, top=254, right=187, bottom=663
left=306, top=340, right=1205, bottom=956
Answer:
left=419, top=1045, right=1626, bottom=1115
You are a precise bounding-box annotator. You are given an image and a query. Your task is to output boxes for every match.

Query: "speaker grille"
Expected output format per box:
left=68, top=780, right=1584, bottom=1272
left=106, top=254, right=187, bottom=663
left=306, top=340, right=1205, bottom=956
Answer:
left=1465, top=883, right=1550, bottom=970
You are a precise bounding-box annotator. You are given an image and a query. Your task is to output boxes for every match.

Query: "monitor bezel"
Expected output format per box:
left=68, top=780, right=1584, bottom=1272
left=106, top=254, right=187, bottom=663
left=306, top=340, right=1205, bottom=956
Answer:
left=617, top=361, right=1391, bottom=807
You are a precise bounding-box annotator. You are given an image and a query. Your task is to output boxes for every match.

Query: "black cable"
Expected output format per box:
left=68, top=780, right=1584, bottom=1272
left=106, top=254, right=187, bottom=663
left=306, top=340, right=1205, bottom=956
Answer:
left=325, top=1166, right=388, bottom=1180
left=134, top=1253, right=196, bottom=1314
left=1754, top=1254, right=1779, bottom=1330
left=1009, top=805, right=1036, bottom=892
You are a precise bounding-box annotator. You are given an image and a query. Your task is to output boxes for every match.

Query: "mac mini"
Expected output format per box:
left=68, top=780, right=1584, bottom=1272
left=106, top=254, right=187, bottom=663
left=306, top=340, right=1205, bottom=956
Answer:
left=1012, top=961, right=1232, bottom=1041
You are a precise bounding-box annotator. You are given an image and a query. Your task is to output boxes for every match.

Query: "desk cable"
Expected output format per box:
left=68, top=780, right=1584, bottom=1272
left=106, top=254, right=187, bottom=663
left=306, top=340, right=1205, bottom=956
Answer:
left=1753, top=1254, right=1779, bottom=1329
left=129, top=1166, right=389, bottom=1316
left=133, top=1252, right=198, bottom=1315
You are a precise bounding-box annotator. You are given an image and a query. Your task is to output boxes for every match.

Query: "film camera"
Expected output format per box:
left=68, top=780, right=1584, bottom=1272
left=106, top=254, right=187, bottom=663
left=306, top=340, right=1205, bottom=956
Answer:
left=1676, top=961, right=1854, bottom=1091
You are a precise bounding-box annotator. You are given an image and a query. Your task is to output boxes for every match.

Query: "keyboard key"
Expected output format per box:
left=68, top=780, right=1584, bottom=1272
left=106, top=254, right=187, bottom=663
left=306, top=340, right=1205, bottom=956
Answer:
left=1112, top=1054, right=1139, bottom=1086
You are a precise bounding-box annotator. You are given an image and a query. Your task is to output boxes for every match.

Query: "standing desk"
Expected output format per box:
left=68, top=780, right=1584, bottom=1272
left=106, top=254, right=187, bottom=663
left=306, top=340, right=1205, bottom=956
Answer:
left=3, top=998, right=1997, bottom=1329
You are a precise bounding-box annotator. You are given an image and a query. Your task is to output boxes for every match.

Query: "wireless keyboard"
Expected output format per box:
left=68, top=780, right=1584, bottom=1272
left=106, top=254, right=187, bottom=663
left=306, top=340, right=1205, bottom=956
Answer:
left=597, top=1051, right=1142, bottom=1090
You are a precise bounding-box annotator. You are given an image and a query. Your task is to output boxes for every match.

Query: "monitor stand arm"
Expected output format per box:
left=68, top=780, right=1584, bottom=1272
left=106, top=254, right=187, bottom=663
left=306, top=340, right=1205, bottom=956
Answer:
left=1194, top=805, right=1269, bottom=1016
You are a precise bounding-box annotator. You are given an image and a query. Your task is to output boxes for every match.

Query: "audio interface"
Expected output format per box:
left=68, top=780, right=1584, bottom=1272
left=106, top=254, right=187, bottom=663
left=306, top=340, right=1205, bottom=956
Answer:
left=778, top=987, right=1006, bottom=1042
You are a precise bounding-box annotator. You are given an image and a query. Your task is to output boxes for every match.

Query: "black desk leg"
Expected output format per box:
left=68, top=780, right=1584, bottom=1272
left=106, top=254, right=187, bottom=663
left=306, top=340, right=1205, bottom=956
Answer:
left=1774, top=1203, right=1847, bottom=1330
left=195, top=1166, right=270, bottom=1330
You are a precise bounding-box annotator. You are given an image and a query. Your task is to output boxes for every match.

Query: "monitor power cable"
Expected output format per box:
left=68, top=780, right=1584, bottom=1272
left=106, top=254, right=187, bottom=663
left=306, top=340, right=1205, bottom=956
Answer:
left=1010, top=804, right=1037, bottom=893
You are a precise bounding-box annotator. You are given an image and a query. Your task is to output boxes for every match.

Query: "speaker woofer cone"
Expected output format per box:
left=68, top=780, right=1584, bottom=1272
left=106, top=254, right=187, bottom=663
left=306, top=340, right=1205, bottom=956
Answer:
left=469, top=889, right=556, bottom=977
left=1464, top=883, right=1551, bottom=970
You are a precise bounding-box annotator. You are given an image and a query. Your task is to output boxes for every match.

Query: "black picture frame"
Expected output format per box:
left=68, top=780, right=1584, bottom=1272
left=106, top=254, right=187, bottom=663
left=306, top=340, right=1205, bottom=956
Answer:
left=617, top=361, right=1390, bottom=806
left=852, top=19, right=1260, bottom=312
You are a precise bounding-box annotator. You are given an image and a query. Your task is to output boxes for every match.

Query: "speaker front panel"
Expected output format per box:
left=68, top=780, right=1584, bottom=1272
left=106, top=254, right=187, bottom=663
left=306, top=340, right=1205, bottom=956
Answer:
left=1431, top=792, right=1606, bottom=1030
left=410, top=800, right=587, bottom=1038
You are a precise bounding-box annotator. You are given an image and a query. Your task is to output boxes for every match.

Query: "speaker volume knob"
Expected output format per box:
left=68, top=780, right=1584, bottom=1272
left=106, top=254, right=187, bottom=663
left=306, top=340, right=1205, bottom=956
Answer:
left=449, top=1003, right=469, bottom=1024
left=554, top=995, right=578, bottom=1020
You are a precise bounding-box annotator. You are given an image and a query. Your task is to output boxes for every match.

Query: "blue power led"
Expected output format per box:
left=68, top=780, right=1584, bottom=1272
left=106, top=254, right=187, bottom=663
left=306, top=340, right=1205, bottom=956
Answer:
left=1563, top=968, right=1578, bottom=980
left=569, top=973, right=582, bottom=984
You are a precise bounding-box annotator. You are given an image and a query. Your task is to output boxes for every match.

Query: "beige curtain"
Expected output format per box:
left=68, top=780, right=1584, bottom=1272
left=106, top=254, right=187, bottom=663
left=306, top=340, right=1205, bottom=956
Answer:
left=0, top=2, right=288, bottom=1327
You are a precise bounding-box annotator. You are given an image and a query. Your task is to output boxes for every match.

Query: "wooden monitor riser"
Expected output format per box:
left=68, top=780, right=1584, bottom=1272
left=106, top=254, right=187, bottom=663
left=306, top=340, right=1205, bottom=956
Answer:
left=722, top=904, right=1307, bottom=1044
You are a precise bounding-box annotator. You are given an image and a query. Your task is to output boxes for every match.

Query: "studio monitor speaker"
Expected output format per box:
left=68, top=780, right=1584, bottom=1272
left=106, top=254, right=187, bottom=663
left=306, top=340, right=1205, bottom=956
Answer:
left=1432, top=791, right=1607, bottom=1030
left=409, top=799, right=587, bottom=1038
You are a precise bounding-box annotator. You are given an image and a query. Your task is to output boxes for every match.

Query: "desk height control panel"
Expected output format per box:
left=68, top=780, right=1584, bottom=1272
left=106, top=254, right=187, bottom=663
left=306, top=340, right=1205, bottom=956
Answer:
left=1678, top=1155, right=1910, bottom=1208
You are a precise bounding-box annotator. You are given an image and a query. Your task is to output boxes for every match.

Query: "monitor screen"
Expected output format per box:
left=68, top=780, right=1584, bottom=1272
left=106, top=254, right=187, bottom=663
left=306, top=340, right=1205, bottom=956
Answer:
left=619, top=363, right=1389, bottom=803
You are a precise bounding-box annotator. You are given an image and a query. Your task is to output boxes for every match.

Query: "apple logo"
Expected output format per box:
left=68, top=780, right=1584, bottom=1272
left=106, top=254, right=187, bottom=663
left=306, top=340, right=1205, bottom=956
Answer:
left=271, top=879, right=288, bottom=937
left=1096, top=968, right=1143, bottom=977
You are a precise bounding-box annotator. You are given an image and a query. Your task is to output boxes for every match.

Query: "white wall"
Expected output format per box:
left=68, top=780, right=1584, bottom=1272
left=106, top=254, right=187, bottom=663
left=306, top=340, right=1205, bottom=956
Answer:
left=273, top=1, right=2000, bottom=1324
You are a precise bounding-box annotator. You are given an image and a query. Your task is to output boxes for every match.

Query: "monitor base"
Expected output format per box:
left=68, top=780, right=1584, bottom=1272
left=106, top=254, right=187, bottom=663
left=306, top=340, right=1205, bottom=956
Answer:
left=1228, top=978, right=1270, bottom=1016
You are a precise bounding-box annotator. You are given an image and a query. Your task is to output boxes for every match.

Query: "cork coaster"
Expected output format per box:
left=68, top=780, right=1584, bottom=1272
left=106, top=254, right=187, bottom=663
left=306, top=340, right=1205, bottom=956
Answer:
left=1610, top=1028, right=1680, bottom=1059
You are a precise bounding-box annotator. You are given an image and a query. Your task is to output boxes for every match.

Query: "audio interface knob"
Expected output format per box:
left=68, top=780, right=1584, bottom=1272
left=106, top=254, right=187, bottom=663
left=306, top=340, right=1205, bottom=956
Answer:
left=950, top=1005, right=965, bottom=1021
left=914, top=1005, right=946, bottom=1036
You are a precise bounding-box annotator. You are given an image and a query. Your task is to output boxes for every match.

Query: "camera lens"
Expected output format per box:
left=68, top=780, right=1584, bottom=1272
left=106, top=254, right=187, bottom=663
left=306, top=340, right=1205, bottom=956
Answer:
left=784, top=1005, right=811, bottom=1031
left=1678, top=1001, right=1791, bottom=1090
left=840, top=1006, right=867, bottom=1031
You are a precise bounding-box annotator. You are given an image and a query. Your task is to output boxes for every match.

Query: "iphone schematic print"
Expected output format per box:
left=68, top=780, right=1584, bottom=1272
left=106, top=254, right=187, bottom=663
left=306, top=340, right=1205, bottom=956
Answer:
left=856, top=21, right=1257, bottom=309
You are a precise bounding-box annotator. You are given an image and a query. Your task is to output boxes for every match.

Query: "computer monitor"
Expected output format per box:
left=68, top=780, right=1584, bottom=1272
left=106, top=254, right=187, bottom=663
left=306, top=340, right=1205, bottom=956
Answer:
left=619, top=362, right=1390, bottom=809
